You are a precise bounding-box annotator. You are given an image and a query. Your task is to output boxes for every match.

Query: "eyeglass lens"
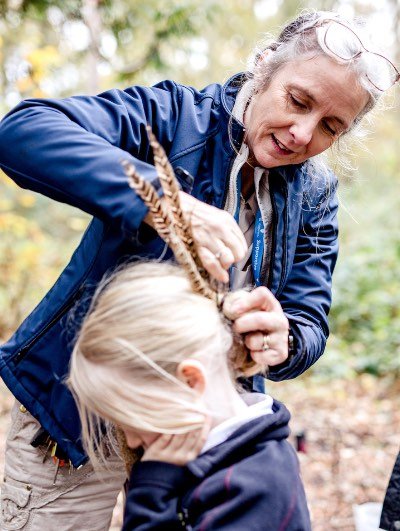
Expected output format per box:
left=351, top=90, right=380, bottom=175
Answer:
left=324, top=21, right=396, bottom=91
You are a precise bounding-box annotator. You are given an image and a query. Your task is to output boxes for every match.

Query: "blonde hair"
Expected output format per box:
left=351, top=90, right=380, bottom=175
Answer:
left=68, top=261, right=256, bottom=467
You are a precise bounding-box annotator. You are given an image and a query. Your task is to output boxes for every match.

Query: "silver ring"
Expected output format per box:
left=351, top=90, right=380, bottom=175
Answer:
left=215, top=250, right=223, bottom=260
left=262, top=334, right=270, bottom=351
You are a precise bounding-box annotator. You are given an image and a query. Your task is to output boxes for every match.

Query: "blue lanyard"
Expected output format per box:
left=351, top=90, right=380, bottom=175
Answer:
left=233, top=174, right=264, bottom=287
left=233, top=175, right=242, bottom=224
left=252, top=209, right=264, bottom=287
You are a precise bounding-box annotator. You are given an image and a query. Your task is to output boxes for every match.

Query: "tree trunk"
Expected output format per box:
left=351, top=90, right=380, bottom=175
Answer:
left=82, top=0, right=102, bottom=94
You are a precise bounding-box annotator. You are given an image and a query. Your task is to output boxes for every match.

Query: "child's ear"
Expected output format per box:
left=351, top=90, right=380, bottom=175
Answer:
left=176, top=359, right=206, bottom=395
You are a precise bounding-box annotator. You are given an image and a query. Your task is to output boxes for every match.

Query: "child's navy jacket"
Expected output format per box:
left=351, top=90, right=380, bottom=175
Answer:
left=122, top=400, right=311, bottom=530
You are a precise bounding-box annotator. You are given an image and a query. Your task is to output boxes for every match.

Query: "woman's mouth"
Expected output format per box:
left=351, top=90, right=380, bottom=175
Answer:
left=271, top=134, right=293, bottom=155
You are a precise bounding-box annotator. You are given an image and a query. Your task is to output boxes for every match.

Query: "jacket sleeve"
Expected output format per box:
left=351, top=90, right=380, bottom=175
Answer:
left=269, top=172, right=339, bottom=381
left=192, top=442, right=311, bottom=530
left=0, top=81, right=182, bottom=239
left=122, top=461, right=190, bottom=531
left=123, top=444, right=311, bottom=531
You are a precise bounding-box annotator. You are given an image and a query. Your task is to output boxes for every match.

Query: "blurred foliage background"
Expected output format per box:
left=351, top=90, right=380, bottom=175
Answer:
left=0, top=0, right=399, bottom=378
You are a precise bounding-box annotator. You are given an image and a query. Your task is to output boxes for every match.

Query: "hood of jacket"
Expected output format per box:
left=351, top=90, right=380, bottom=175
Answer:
left=187, top=399, right=290, bottom=479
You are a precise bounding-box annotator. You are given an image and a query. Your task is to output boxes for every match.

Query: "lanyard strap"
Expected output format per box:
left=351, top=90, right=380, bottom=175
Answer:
left=252, top=210, right=264, bottom=287
left=234, top=174, right=264, bottom=287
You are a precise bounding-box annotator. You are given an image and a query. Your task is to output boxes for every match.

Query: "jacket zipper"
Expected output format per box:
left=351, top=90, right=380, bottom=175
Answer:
left=13, top=284, right=86, bottom=365
left=275, top=181, right=289, bottom=296
left=278, top=181, right=290, bottom=293
left=267, top=191, right=277, bottom=289
left=254, top=168, right=271, bottom=287
left=220, top=154, right=236, bottom=210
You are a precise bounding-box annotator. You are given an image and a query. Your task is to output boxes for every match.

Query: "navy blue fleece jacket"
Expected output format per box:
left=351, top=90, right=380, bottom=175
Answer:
left=122, top=400, right=311, bottom=530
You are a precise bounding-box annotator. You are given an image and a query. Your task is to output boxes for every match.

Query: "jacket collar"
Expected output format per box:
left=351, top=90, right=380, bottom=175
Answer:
left=201, top=394, right=274, bottom=454
left=187, top=399, right=291, bottom=479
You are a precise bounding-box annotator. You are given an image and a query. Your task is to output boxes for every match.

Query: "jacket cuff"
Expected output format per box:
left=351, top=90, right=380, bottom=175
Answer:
left=121, top=161, right=164, bottom=239
left=267, top=317, right=305, bottom=380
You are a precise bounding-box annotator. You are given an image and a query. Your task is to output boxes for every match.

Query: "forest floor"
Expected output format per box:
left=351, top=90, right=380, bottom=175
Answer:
left=0, top=374, right=398, bottom=530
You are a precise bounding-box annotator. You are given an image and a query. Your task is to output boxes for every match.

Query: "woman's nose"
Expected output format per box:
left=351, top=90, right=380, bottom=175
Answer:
left=289, top=117, right=316, bottom=146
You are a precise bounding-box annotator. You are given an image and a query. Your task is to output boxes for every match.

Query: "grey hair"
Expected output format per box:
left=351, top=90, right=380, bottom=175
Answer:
left=250, top=10, right=383, bottom=116
left=245, top=9, right=389, bottom=180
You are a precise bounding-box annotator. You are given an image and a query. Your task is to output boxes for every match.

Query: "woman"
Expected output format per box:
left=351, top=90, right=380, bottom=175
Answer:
left=0, top=9, right=397, bottom=530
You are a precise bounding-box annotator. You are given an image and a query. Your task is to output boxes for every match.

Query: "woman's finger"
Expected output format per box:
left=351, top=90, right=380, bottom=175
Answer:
left=197, top=247, right=229, bottom=283
left=230, top=286, right=282, bottom=316
left=233, top=310, right=289, bottom=335
left=251, top=348, right=288, bottom=367
left=214, top=243, right=235, bottom=270
left=243, top=329, right=289, bottom=366
left=243, top=330, right=284, bottom=350
left=201, top=238, right=235, bottom=270
left=179, top=192, right=247, bottom=262
left=243, top=331, right=265, bottom=351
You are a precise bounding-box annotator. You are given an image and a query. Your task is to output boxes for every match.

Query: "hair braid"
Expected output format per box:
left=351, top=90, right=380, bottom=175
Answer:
left=122, top=158, right=216, bottom=301
left=145, top=126, right=202, bottom=270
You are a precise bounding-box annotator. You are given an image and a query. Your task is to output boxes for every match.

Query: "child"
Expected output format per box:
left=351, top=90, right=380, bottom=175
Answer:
left=68, top=260, right=311, bottom=530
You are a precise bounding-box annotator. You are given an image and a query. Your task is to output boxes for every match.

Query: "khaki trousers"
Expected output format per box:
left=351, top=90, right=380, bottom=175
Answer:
left=0, top=401, right=126, bottom=531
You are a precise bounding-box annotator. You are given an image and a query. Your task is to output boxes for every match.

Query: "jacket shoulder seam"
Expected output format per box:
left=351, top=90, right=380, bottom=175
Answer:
left=179, top=84, right=217, bottom=106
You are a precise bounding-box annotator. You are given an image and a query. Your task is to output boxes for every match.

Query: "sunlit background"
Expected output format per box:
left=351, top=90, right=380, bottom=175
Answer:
left=0, top=2, right=399, bottom=529
left=0, top=0, right=398, bottom=377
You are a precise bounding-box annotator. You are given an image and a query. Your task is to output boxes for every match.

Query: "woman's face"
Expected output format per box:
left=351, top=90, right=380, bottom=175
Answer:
left=244, top=54, right=369, bottom=168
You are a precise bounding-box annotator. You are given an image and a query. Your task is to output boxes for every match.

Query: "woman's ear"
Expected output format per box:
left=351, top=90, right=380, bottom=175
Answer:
left=256, top=48, right=272, bottom=66
left=176, top=359, right=206, bottom=395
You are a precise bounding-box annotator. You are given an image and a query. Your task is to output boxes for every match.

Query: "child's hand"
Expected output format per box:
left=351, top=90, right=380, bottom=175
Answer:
left=142, top=420, right=211, bottom=466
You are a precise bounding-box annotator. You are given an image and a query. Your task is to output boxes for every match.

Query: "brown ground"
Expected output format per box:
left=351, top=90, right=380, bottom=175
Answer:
left=0, top=374, right=398, bottom=530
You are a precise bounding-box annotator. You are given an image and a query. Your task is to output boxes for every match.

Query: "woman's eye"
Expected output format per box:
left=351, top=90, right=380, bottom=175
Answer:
left=290, top=94, right=307, bottom=109
left=323, top=121, right=337, bottom=136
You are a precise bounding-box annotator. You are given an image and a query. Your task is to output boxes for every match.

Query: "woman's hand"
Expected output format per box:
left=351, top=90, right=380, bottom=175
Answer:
left=142, top=422, right=211, bottom=466
left=179, top=192, right=247, bottom=283
left=231, top=287, right=289, bottom=368
left=145, top=191, right=247, bottom=283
